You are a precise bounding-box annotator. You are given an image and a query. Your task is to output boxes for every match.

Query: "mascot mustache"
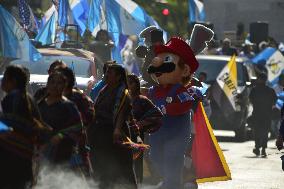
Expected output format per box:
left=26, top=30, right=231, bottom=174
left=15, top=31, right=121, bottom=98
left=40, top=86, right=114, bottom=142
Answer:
left=147, top=62, right=176, bottom=75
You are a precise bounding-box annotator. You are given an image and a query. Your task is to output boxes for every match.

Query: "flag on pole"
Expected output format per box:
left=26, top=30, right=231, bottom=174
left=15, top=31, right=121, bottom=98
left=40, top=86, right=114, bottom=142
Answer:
left=52, top=0, right=60, bottom=10
left=188, top=0, right=205, bottom=23
left=187, top=103, right=231, bottom=183
left=57, top=0, right=89, bottom=36
left=35, top=12, right=57, bottom=46
left=252, top=47, right=284, bottom=84
left=88, top=0, right=102, bottom=35
left=41, top=4, right=57, bottom=30
left=105, top=0, right=150, bottom=36
left=58, top=0, right=69, bottom=28
left=68, top=0, right=89, bottom=36
left=0, top=5, right=41, bottom=62
left=105, top=0, right=163, bottom=63
left=18, top=0, right=38, bottom=33
left=211, top=55, right=238, bottom=117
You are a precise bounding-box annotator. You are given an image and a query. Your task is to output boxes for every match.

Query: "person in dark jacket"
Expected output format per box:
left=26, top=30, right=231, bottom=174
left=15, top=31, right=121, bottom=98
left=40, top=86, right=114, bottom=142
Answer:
left=249, top=73, right=277, bottom=157
left=127, top=74, right=163, bottom=183
left=0, top=65, right=49, bottom=189
left=38, top=72, right=83, bottom=165
left=56, top=66, right=94, bottom=175
left=88, top=64, right=137, bottom=189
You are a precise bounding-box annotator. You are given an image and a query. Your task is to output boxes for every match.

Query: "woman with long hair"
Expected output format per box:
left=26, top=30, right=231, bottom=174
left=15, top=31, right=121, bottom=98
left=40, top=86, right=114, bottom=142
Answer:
left=38, top=71, right=83, bottom=165
left=0, top=65, right=47, bottom=188
left=88, top=64, right=137, bottom=189
left=127, top=74, right=162, bottom=184
left=56, top=66, right=94, bottom=175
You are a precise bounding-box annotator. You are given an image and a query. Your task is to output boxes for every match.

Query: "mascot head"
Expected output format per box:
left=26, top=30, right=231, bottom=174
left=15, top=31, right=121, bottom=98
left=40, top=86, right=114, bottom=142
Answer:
left=147, top=24, right=214, bottom=86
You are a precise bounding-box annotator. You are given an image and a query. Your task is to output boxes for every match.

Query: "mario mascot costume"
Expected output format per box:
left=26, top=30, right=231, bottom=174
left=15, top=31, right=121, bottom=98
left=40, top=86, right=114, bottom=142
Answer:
left=146, top=24, right=231, bottom=189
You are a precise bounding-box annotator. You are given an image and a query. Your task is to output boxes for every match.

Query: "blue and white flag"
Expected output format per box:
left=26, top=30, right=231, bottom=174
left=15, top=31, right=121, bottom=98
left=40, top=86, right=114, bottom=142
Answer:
left=35, top=12, right=57, bottom=46
left=106, top=0, right=149, bottom=36
left=68, top=0, right=89, bottom=36
left=88, top=0, right=102, bottom=35
left=58, top=0, right=69, bottom=28
left=106, top=0, right=163, bottom=64
left=189, top=0, right=205, bottom=23
left=57, top=0, right=89, bottom=36
left=52, top=0, right=60, bottom=10
left=252, top=47, right=284, bottom=84
left=0, top=5, right=41, bottom=61
left=41, top=5, right=57, bottom=30
left=120, top=34, right=139, bottom=75
left=18, top=0, right=38, bottom=33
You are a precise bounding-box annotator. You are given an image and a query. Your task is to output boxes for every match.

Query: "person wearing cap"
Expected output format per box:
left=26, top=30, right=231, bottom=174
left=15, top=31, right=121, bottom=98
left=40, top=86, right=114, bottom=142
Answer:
left=217, top=38, right=238, bottom=56
left=147, top=37, right=203, bottom=189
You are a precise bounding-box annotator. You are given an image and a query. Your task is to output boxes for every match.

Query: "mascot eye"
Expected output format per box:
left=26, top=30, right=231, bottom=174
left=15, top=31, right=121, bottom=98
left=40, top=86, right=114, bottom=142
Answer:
left=164, top=56, right=174, bottom=63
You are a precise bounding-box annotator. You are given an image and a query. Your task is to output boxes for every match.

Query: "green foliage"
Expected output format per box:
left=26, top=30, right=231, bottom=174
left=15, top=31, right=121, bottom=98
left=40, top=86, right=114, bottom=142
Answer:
left=133, top=0, right=190, bottom=39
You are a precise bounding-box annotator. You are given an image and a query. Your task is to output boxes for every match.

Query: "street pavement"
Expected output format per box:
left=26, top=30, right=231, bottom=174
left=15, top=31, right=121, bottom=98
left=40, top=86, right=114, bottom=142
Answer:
left=143, top=131, right=284, bottom=189
left=198, top=131, right=284, bottom=189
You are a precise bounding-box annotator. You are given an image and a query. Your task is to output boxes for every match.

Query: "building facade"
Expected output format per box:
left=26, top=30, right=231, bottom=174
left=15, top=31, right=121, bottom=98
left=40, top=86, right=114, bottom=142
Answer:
left=204, top=0, right=284, bottom=42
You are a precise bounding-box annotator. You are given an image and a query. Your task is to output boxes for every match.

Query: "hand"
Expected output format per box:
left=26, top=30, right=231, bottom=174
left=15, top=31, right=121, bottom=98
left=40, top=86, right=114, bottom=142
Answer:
left=50, top=135, right=62, bottom=145
left=276, top=135, right=283, bottom=150
left=113, top=128, right=122, bottom=144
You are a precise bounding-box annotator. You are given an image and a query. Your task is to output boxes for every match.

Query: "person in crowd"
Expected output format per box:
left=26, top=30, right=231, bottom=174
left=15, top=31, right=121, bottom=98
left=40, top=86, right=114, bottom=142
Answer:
left=217, top=38, right=238, bottom=56
left=197, top=72, right=212, bottom=118
left=88, top=64, right=137, bottom=189
left=271, top=74, right=284, bottom=138
left=276, top=104, right=284, bottom=150
left=127, top=74, right=163, bottom=184
left=34, top=60, right=67, bottom=102
left=56, top=67, right=94, bottom=174
left=89, top=61, right=115, bottom=102
left=57, top=67, right=94, bottom=126
left=239, top=43, right=255, bottom=59
left=0, top=65, right=49, bottom=188
left=38, top=72, right=83, bottom=166
left=249, top=73, right=277, bottom=157
left=89, top=30, right=114, bottom=67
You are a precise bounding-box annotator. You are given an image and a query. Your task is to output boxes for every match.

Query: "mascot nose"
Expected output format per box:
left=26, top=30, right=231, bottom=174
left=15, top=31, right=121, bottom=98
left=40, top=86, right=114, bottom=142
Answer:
left=152, top=57, right=163, bottom=67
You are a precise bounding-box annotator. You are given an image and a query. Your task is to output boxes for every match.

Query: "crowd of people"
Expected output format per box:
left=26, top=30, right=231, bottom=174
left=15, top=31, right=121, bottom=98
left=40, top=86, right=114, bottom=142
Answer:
left=1, top=24, right=284, bottom=189
left=0, top=59, right=166, bottom=189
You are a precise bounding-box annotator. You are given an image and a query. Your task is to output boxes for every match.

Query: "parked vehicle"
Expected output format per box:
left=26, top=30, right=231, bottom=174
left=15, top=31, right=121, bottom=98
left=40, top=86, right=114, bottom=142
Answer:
left=195, top=55, right=256, bottom=141
left=0, top=48, right=102, bottom=98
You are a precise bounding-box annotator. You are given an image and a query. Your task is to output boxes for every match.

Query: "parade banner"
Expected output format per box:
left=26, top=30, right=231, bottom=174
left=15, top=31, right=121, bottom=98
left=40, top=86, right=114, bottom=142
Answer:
left=211, top=55, right=238, bottom=117
left=190, top=103, right=231, bottom=183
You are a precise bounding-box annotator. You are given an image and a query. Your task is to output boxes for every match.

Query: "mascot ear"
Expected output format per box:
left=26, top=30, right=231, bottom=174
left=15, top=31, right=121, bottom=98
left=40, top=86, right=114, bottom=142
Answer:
left=189, top=24, right=214, bottom=55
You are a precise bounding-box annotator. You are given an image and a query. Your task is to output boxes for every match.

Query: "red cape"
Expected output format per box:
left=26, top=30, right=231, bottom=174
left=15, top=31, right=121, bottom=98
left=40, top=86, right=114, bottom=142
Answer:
left=185, top=103, right=231, bottom=183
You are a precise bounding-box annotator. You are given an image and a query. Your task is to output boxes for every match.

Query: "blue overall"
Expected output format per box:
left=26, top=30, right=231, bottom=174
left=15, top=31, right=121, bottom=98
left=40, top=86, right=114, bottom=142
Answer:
left=149, top=84, right=191, bottom=189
